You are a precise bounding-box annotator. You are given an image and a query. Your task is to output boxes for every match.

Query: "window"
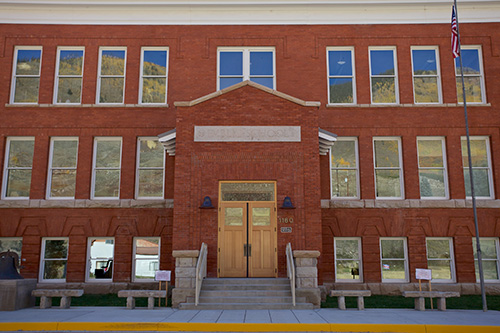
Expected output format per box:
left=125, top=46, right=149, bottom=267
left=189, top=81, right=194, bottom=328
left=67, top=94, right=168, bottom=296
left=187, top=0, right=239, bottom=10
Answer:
left=0, top=237, right=23, bottom=266
left=380, top=238, right=408, bottom=282
left=54, top=47, right=84, bottom=104
left=97, top=47, right=126, bottom=104
left=10, top=46, right=42, bottom=104
left=455, top=46, right=485, bottom=103
left=139, top=47, right=168, bottom=104
left=411, top=47, right=441, bottom=104
left=87, top=238, right=114, bottom=281
left=133, top=237, right=160, bottom=281
left=218, top=47, right=275, bottom=90
left=373, top=137, right=403, bottom=199
left=334, top=237, right=362, bottom=282
left=92, top=137, right=122, bottom=199
left=330, top=137, right=359, bottom=198
left=426, top=238, right=455, bottom=282
left=327, top=47, right=355, bottom=104
left=472, top=238, right=500, bottom=281
left=461, top=136, right=493, bottom=198
left=136, top=138, right=165, bottom=199
left=47, top=137, right=78, bottom=199
left=417, top=137, right=448, bottom=199
left=369, top=47, right=398, bottom=104
left=40, top=238, right=68, bottom=282
left=2, top=137, right=35, bottom=199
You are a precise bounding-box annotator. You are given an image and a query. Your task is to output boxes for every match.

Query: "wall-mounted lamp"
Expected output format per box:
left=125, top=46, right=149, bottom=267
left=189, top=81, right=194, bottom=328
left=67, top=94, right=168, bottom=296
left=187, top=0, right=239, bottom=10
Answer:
left=280, top=196, right=295, bottom=209
left=199, top=196, right=214, bottom=209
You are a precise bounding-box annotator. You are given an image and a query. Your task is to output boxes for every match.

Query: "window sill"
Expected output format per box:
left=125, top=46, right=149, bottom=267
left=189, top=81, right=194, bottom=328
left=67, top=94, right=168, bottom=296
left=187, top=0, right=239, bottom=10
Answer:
left=0, top=199, right=174, bottom=209
left=5, top=103, right=169, bottom=108
left=322, top=199, right=500, bottom=209
left=326, top=103, right=491, bottom=108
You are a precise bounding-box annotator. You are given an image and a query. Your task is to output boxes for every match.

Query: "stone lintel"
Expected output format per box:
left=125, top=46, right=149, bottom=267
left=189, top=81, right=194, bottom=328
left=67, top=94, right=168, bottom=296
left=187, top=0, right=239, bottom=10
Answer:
left=293, top=250, right=320, bottom=258
left=172, top=250, right=200, bottom=258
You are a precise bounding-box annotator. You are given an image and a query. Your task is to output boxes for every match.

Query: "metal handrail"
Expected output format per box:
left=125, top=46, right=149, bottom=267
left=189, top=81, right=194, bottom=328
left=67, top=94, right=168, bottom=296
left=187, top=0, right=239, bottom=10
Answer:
left=286, top=242, right=296, bottom=306
left=195, top=242, right=207, bottom=306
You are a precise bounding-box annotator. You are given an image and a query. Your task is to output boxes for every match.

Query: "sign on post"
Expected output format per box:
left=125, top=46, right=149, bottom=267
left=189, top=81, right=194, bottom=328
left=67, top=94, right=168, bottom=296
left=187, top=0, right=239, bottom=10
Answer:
left=155, top=270, right=171, bottom=307
left=415, top=268, right=433, bottom=310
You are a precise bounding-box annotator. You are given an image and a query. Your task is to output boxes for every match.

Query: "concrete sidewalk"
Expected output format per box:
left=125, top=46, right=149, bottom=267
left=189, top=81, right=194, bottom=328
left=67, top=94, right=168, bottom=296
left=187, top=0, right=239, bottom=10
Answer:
left=0, top=307, right=499, bottom=332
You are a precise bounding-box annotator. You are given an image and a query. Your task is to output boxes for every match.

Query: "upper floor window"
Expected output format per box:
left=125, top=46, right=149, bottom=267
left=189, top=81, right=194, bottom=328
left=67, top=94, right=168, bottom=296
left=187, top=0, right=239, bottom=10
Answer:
left=417, top=137, right=448, bottom=199
left=411, top=47, right=442, bottom=104
left=373, top=137, right=403, bottom=199
left=54, top=47, right=84, bottom=104
left=97, top=47, right=126, bottom=104
left=330, top=137, right=359, bottom=198
left=136, top=138, right=165, bottom=199
left=10, top=46, right=42, bottom=104
left=140, top=47, right=168, bottom=104
left=217, top=47, right=275, bottom=90
left=92, top=137, right=122, bottom=199
left=39, top=238, right=68, bottom=282
left=327, top=47, right=355, bottom=104
left=472, top=237, right=500, bottom=282
left=461, top=136, right=494, bottom=198
left=369, top=47, right=398, bottom=104
left=455, top=46, right=486, bottom=104
left=2, top=137, right=35, bottom=199
left=47, top=137, right=78, bottom=199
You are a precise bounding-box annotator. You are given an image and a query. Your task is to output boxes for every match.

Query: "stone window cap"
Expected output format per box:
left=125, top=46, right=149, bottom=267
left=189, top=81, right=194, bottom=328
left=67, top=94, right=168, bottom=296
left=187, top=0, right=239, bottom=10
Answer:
left=293, top=250, right=320, bottom=258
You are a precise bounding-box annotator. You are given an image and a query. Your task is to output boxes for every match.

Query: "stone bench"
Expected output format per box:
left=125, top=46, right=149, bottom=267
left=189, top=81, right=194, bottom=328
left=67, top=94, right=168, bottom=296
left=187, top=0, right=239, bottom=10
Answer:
left=117, top=290, right=167, bottom=309
left=402, top=291, right=460, bottom=311
left=330, top=290, right=371, bottom=310
left=32, top=289, right=84, bottom=309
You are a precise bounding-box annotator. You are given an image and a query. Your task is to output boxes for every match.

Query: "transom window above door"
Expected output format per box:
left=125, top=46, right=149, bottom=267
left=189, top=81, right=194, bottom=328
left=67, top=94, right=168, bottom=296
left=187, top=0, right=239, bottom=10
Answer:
left=217, top=47, right=275, bottom=90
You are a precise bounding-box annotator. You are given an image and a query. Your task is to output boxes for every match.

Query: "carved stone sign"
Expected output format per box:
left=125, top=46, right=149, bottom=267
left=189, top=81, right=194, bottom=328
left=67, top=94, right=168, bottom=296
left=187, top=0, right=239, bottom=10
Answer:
left=194, top=126, right=301, bottom=142
left=281, top=227, right=292, bottom=233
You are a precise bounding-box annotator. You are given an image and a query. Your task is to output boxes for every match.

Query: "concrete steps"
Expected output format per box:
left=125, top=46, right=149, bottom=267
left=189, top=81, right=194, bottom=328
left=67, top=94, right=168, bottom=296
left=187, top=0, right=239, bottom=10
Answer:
left=179, top=278, right=314, bottom=310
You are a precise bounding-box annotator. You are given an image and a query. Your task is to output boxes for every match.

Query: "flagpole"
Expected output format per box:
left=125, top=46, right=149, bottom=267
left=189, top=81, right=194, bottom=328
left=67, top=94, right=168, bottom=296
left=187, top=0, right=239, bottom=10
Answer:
left=453, top=0, right=487, bottom=312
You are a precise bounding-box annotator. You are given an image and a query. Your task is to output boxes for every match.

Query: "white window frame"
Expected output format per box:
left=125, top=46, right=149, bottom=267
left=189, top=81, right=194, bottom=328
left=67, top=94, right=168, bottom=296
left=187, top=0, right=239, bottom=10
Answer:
left=53, top=46, right=85, bottom=105
left=39, top=237, right=69, bottom=283
left=334, top=237, right=363, bottom=283
left=10, top=46, right=43, bottom=105
left=86, top=237, right=114, bottom=282
left=461, top=136, right=494, bottom=199
left=139, top=47, right=168, bottom=105
left=132, top=237, right=161, bottom=282
left=456, top=45, right=486, bottom=104
left=46, top=137, right=79, bottom=200
left=369, top=46, right=399, bottom=105
left=373, top=137, right=404, bottom=199
left=426, top=237, right=456, bottom=283
left=411, top=46, right=442, bottom=104
left=416, top=136, right=449, bottom=200
left=330, top=137, right=359, bottom=199
left=2, top=137, right=35, bottom=200
left=96, top=47, right=127, bottom=104
left=326, top=47, right=356, bottom=105
left=91, top=137, right=122, bottom=200
left=135, top=137, right=165, bottom=199
left=217, top=47, right=276, bottom=91
left=473, top=237, right=500, bottom=282
left=380, top=237, right=409, bottom=283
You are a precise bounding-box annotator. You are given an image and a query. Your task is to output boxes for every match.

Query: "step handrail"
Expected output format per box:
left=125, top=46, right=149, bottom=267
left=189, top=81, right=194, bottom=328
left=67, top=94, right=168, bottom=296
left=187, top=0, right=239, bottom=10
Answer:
left=286, top=242, right=296, bottom=306
left=195, top=242, right=208, bottom=306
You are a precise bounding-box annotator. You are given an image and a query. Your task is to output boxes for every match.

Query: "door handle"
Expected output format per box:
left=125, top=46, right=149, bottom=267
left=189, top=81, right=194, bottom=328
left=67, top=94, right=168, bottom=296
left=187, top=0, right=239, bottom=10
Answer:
left=244, top=244, right=247, bottom=256
left=248, top=244, right=251, bottom=256
left=243, top=244, right=252, bottom=256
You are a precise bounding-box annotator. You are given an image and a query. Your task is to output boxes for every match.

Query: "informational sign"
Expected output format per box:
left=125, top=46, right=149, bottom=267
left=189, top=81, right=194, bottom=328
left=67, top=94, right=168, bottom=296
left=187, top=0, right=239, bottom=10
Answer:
left=281, top=227, right=292, bottom=233
left=415, top=268, right=432, bottom=280
left=155, top=270, right=171, bottom=281
left=194, top=126, right=301, bottom=142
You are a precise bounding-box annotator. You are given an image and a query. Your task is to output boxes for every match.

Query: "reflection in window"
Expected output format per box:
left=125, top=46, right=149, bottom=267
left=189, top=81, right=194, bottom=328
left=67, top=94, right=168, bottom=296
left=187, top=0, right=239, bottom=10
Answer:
left=373, top=138, right=403, bottom=199
left=334, top=238, right=362, bottom=282
left=330, top=138, right=358, bottom=198
left=252, top=207, right=270, bottom=226
left=455, top=47, right=485, bottom=103
left=97, top=48, right=126, bottom=103
left=2, top=137, right=35, bottom=199
left=417, top=137, right=448, bottom=199
left=136, top=138, right=164, bottom=198
left=140, top=48, right=168, bottom=104
left=461, top=136, right=493, bottom=198
left=473, top=238, right=500, bottom=281
left=426, top=238, right=455, bottom=282
left=92, top=137, right=122, bottom=199
left=11, top=47, right=42, bottom=104
left=48, top=137, right=78, bottom=199
left=133, top=238, right=160, bottom=281
left=220, top=182, right=275, bottom=202
left=88, top=238, right=114, bottom=281
left=411, top=47, right=441, bottom=103
left=327, top=48, right=355, bottom=104
left=369, top=48, right=398, bottom=104
left=40, top=238, right=68, bottom=281
left=0, top=237, right=22, bottom=266
left=55, top=48, right=84, bottom=104
left=380, top=238, right=408, bottom=282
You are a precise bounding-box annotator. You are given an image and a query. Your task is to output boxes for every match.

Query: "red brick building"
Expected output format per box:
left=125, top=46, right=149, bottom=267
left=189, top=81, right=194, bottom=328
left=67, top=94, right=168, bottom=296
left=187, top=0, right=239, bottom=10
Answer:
left=0, top=0, right=499, bottom=302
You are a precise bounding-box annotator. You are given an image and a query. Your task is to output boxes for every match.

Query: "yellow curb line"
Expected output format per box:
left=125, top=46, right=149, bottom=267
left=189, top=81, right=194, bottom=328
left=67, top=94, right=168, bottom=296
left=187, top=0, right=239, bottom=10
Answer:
left=0, top=322, right=499, bottom=332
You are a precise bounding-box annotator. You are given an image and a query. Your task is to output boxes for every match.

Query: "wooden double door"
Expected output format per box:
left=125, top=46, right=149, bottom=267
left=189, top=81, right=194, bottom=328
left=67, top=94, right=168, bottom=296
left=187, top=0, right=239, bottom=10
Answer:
left=218, top=201, right=277, bottom=277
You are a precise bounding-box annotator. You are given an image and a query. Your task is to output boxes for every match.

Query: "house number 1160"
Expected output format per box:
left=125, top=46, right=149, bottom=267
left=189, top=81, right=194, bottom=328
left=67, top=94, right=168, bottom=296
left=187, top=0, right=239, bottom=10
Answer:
left=278, top=217, right=294, bottom=224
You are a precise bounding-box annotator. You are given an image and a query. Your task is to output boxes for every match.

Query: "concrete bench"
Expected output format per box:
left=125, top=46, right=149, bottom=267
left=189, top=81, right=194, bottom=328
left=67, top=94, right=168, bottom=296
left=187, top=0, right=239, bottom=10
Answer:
left=117, top=290, right=167, bottom=309
left=32, top=289, right=84, bottom=309
left=330, top=290, right=371, bottom=310
left=402, top=291, right=460, bottom=311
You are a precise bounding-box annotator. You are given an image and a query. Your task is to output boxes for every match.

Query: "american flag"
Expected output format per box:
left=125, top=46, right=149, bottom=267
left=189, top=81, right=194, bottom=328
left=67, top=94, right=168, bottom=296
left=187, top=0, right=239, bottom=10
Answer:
left=451, top=5, right=460, bottom=58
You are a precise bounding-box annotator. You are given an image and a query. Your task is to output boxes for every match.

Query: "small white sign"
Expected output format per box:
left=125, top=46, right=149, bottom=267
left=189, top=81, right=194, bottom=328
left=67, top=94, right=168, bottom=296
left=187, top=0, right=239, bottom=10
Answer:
left=155, top=270, right=171, bottom=281
left=415, top=268, right=432, bottom=280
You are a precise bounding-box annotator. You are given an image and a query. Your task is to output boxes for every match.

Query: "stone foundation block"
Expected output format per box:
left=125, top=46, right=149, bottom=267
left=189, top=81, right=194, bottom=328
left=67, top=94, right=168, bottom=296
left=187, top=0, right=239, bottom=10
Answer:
left=172, top=288, right=195, bottom=308
left=296, top=288, right=321, bottom=308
